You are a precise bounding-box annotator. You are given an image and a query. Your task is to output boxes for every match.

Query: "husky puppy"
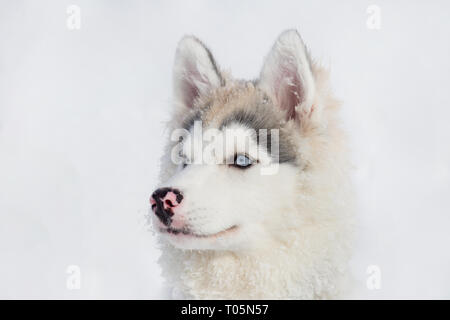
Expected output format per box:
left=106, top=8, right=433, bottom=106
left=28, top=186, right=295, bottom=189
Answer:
left=150, top=30, right=354, bottom=299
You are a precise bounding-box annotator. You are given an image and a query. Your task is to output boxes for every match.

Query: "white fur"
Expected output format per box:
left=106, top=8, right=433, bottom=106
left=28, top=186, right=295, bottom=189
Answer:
left=152, top=30, right=354, bottom=299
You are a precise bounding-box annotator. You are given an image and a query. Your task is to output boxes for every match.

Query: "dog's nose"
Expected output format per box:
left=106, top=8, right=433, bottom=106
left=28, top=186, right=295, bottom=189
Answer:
left=150, top=187, right=183, bottom=226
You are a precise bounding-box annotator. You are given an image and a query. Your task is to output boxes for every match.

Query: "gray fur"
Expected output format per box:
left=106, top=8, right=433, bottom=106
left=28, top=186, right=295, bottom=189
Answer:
left=220, top=107, right=297, bottom=164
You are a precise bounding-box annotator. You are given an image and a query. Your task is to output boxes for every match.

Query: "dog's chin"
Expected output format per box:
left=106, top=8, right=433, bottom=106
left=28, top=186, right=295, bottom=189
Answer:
left=159, top=225, right=239, bottom=250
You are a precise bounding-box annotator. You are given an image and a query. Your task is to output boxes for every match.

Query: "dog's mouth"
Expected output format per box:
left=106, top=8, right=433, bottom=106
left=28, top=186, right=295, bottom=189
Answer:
left=159, top=225, right=238, bottom=238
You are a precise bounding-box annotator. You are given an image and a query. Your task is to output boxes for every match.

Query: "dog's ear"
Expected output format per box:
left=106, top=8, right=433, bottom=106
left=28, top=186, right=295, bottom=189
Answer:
left=173, top=36, right=222, bottom=110
left=259, top=30, right=316, bottom=122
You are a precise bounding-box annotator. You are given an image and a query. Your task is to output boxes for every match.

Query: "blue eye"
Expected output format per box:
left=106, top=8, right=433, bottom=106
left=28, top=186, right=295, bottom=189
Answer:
left=234, top=154, right=253, bottom=168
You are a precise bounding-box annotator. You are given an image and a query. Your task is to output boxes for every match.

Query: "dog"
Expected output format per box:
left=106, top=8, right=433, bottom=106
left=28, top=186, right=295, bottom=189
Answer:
left=150, top=29, right=354, bottom=299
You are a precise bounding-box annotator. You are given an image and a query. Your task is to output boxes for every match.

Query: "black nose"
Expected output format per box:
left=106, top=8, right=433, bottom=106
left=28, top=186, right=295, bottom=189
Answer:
left=150, top=187, right=183, bottom=226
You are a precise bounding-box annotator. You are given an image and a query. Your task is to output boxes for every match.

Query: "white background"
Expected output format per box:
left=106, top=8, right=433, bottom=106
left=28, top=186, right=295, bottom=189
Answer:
left=0, top=0, right=449, bottom=299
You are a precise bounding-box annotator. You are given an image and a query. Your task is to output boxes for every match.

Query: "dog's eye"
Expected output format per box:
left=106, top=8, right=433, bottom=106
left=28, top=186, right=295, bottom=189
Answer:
left=233, top=154, right=253, bottom=169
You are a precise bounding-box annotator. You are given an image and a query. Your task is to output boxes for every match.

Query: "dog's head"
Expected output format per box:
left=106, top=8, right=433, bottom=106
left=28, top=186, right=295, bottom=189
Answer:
left=151, top=30, right=338, bottom=251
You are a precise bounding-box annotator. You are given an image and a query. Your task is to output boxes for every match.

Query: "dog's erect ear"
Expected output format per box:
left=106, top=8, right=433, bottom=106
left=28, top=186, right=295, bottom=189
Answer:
left=259, top=30, right=315, bottom=122
left=173, top=36, right=222, bottom=109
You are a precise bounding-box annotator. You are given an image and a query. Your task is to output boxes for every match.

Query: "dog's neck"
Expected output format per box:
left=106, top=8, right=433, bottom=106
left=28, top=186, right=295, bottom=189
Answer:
left=161, top=247, right=288, bottom=299
left=158, top=226, right=350, bottom=299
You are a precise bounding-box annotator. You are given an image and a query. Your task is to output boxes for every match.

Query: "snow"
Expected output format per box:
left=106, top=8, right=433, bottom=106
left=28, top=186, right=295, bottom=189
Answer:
left=0, top=0, right=449, bottom=299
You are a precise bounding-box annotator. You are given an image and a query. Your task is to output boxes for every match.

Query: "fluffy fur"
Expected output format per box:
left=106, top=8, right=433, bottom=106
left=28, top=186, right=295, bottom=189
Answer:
left=152, top=30, right=354, bottom=299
